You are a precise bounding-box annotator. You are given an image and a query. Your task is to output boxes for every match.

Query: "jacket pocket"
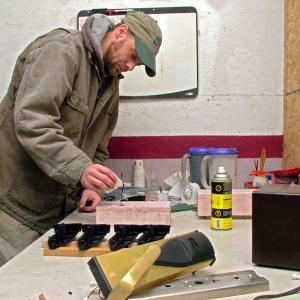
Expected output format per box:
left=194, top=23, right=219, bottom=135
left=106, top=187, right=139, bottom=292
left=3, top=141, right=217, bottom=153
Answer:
left=59, top=93, right=89, bottom=143
left=66, top=94, right=88, bottom=115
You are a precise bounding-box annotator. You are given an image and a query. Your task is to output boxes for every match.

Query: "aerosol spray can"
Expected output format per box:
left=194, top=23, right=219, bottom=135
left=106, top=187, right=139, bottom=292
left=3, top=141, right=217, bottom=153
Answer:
left=211, top=166, right=232, bottom=230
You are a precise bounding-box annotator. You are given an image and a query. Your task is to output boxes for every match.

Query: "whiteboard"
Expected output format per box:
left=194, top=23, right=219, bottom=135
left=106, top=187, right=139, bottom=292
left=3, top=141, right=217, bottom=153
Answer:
left=77, top=7, right=198, bottom=99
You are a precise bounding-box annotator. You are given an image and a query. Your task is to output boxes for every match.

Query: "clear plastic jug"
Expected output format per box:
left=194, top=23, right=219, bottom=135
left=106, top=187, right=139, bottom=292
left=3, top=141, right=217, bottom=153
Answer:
left=181, top=147, right=210, bottom=188
left=200, top=148, right=238, bottom=189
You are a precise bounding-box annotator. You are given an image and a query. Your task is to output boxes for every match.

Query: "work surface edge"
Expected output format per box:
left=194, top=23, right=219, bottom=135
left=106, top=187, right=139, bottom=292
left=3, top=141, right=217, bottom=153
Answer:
left=0, top=210, right=299, bottom=300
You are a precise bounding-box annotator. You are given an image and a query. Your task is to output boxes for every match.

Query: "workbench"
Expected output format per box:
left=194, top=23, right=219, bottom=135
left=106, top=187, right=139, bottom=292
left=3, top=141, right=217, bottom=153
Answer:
left=0, top=210, right=299, bottom=300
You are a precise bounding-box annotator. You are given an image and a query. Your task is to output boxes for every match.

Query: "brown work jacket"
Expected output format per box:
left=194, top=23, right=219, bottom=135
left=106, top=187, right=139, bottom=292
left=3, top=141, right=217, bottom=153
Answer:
left=0, top=26, right=119, bottom=233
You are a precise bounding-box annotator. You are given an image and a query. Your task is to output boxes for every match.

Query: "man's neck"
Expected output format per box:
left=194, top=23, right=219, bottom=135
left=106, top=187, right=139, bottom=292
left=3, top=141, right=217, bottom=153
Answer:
left=101, top=31, right=113, bottom=60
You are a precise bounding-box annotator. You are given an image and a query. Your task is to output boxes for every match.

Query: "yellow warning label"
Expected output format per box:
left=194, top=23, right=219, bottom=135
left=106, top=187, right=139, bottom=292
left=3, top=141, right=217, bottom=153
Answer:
left=211, top=217, right=232, bottom=230
left=211, top=194, right=232, bottom=209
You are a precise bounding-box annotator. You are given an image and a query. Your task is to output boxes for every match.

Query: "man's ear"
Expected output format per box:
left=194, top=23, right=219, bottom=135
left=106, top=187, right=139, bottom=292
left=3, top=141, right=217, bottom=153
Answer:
left=115, top=24, right=129, bottom=39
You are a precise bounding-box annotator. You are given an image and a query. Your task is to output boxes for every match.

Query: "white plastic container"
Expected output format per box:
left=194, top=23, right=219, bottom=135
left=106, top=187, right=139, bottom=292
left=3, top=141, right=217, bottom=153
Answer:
left=133, top=160, right=145, bottom=188
left=201, top=148, right=238, bottom=189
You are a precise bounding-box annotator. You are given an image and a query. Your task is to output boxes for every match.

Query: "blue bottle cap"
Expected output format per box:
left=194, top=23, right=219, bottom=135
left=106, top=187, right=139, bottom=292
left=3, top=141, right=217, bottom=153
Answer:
left=188, top=147, right=210, bottom=155
left=208, top=148, right=238, bottom=155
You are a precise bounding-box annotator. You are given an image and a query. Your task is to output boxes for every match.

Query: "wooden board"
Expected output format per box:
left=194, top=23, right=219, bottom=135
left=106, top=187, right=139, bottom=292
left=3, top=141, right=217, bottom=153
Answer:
left=42, top=241, right=110, bottom=257
left=283, top=0, right=300, bottom=168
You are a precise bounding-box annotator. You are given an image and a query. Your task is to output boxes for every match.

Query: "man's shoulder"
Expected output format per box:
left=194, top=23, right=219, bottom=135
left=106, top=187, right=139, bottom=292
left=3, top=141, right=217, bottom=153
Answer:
left=24, top=28, right=85, bottom=58
left=34, top=28, right=83, bottom=47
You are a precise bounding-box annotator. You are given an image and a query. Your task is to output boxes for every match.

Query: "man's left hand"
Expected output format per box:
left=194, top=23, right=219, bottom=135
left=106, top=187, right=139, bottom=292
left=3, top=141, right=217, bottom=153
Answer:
left=78, top=189, right=101, bottom=212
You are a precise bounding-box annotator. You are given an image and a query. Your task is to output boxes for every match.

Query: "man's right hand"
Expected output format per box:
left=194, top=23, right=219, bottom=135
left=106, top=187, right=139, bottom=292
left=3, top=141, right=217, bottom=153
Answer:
left=80, top=164, right=117, bottom=193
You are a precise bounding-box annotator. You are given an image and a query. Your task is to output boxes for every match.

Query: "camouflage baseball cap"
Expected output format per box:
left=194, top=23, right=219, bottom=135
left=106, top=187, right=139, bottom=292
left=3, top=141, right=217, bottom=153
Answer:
left=121, top=10, right=162, bottom=77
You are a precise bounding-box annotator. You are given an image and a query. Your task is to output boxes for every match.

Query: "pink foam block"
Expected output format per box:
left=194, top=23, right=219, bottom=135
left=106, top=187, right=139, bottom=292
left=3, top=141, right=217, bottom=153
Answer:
left=96, top=201, right=171, bottom=225
left=197, top=189, right=254, bottom=217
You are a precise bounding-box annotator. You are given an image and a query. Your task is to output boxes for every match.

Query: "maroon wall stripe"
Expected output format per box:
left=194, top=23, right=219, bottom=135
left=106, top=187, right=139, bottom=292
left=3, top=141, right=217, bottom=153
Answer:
left=107, top=135, right=283, bottom=159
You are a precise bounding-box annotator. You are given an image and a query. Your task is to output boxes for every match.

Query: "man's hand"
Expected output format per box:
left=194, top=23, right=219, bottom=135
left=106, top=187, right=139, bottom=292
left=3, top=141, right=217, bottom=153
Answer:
left=78, top=189, right=101, bottom=212
left=80, top=164, right=117, bottom=193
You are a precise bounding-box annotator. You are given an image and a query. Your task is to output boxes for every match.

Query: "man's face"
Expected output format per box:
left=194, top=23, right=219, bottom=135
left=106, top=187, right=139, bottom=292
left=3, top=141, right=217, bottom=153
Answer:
left=104, top=28, right=142, bottom=76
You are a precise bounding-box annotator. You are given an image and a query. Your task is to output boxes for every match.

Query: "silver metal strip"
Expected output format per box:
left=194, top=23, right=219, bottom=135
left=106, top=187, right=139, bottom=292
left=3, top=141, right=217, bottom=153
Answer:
left=129, top=270, right=269, bottom=300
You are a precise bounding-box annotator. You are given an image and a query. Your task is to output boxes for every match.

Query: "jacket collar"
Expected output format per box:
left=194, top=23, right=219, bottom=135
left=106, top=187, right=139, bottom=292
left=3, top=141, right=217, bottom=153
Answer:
left=81, top=14, right=115, bottom=78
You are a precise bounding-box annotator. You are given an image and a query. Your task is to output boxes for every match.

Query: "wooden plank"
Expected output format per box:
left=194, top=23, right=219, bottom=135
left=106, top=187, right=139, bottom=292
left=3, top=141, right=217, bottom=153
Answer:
left=283, top=0, right=300, bottom=168
left=284, top=0, right=300, bottom=92
left=284, top=93, right=300, bottom=168
left=42, top=241, right=110, bottom=257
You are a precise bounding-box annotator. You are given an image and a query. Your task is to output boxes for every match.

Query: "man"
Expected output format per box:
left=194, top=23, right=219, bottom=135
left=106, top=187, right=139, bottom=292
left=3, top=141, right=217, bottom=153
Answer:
left=0, top=10, right=162, bottom=266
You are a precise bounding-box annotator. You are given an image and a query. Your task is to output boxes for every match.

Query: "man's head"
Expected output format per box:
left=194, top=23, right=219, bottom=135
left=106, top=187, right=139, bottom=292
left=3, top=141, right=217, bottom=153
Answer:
left=121, top=10, right=162, bottom=77
left=102, top=10, right=162, bottom=77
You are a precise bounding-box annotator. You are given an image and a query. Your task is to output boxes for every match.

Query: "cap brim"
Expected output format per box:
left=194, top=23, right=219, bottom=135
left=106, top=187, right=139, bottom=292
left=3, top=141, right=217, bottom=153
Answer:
left=135, top=37, right=156, bottom=77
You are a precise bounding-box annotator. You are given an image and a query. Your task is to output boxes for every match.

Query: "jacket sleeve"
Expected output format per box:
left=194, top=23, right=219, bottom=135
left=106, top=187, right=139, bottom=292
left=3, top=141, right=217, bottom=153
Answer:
left=93, top=89, right=119, bottom=164
left=14, top=38, right=93, bottom=187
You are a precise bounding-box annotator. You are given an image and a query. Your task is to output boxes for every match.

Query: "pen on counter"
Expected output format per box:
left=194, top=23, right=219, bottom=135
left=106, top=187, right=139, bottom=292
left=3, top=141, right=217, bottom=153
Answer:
left=253, top=159, right=258, bottom=172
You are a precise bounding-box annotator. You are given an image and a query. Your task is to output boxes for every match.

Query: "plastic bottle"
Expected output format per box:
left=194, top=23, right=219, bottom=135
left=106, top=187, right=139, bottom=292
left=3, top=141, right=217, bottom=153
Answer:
left=133, top=160, right=145, bottom=188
